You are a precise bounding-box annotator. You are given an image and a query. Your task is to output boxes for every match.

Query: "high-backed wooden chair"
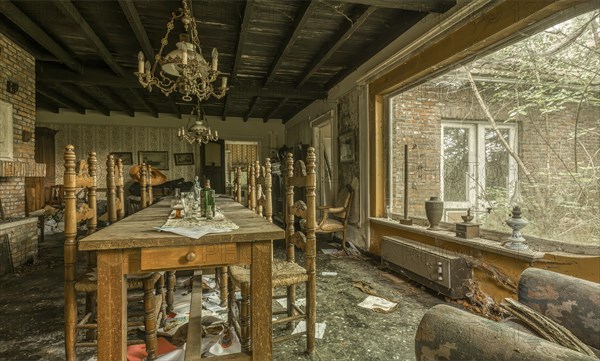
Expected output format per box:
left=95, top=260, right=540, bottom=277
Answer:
left=228, top=149, right=317, bottom=354
left=315, top=184, right=354, bottom=253
left=255, top=158, right=272, bottom=222
left=247, top=161, right=256, bottom=211
left=234, top=167, right=242, bottom=203
left=63, top=146, right=164, bottom=361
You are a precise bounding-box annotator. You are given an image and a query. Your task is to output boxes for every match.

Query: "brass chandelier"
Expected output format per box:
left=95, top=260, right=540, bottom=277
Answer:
left=178, top=102, right=218, bottom=144
left=135, top=0, right=228, bottom=102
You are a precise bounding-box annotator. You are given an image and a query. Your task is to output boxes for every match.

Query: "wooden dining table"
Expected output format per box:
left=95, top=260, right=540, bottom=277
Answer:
left=78, top=197, right=284, bottom=361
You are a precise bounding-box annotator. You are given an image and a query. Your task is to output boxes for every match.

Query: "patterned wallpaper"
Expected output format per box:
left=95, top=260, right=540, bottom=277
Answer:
left=47, top=123, right=197, bottom=188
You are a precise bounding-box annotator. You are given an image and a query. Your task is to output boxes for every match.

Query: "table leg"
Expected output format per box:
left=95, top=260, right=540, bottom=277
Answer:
left=97, top=250, right=127, bottom=361
left=251, top=240, right=272, bottom=360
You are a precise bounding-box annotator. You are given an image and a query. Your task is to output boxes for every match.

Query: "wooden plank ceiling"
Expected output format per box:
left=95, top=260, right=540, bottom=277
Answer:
left=1, top=0, right=455, bottom=122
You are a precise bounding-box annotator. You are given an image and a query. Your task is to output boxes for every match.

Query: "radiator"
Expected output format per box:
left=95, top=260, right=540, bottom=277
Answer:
left=381, top=236, right=471, bottom=299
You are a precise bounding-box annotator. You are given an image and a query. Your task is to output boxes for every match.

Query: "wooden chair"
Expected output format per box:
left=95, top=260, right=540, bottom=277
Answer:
left=234, top=167, right=242, bottom=203
left=63, top=146, right=164, bottom=361
left=247, top=161, right=256, bottom=211
left=228, top=149, right=317, bottom=354
left=315, top=184, right=354, bottom=253
left=255, top=159, right=273, bottom=222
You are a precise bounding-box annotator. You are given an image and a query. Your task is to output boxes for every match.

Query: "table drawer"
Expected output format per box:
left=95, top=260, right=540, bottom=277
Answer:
left=140, top=244, right=239, bottom=271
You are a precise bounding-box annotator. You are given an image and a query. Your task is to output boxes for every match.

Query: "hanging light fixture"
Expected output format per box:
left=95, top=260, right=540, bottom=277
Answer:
left=178, top=101, right=218, bottom=144
left=135, top=0, right=228, bottom=102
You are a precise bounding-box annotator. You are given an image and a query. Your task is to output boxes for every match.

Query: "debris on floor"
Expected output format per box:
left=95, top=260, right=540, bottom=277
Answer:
left=358, top=295, right=399, bottom=313
left=291, top=321, right=327, bottom=339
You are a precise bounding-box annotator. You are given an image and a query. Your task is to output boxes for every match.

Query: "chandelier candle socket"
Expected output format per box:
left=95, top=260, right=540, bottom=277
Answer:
left=135, top=0, right=228, bottom=102
left=179, top=102, right=218, bottom=144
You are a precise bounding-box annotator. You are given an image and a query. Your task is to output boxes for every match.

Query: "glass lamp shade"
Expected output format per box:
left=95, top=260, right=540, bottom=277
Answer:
left=161, top=40, right=209, bottom=78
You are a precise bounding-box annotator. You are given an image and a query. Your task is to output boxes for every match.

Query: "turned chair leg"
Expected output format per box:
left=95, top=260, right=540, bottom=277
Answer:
left=157, top=274, right=167, bottom=327
left=342, top=229, right=348, bottom=254
left=240, top=282, right=251, bottom=351
left=84, top=292, right=97, bottom=341
left=227, top=275, right=235, bottom=327
left=219, top=266, right=228, bottom=307
left=287, top=284, right=297, bottom=329
left=143, top=278, right=158, bottom=360
left=166, top=271, right=176, bottom=313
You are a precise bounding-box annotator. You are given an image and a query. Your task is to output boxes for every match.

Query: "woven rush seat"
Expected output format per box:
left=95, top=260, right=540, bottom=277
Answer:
left=316, top=218, right=343, bottom=232
left=230, top=260, right=308, bottom=288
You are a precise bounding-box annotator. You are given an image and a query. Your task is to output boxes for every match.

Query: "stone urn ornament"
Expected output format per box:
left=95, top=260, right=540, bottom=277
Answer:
left=425, top=196, right=444, bottom=230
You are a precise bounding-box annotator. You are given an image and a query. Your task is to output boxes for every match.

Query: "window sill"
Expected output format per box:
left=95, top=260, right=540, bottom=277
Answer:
left=370, top=217, right=546, bottom=263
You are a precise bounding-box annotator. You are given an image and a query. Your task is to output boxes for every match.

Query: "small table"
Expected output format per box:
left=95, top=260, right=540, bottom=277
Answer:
left=79, top=197, right=283, bottom=360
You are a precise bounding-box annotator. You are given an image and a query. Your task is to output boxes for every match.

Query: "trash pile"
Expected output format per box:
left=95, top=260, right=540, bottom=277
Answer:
left=125, top=274, right=241, bottom=361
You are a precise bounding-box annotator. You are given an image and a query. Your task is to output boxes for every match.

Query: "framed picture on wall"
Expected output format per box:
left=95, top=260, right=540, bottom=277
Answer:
left=339, top=131, right=355, bottom=163
left=138, top=151, right=169, bottom=170
left=110, top=152, right=133, bottom=165
left=174, top=153, right=194, bottom=165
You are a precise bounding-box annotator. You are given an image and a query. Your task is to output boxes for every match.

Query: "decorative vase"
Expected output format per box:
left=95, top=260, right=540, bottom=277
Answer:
left=425, top=196, right=444, bottom=230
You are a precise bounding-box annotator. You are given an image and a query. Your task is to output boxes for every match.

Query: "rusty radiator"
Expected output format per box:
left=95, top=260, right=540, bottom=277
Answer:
left=381, top=236, right=471, bottom=299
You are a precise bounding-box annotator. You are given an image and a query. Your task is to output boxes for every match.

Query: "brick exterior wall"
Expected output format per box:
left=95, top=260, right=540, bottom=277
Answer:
left=390, top=83, right=599, bottom=222
left=0, top=33, right=37, bottom=218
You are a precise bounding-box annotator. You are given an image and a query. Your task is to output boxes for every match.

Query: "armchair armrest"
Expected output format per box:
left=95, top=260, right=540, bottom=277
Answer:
left=317, top=205, right=332, bottom=210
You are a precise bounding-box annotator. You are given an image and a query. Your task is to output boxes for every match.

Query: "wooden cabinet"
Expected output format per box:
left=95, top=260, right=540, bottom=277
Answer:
left=25, top=127, right=57, bottom=213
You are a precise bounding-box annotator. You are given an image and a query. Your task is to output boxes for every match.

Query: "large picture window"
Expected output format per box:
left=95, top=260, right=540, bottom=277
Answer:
left=387, top=10, right=599, bottom=245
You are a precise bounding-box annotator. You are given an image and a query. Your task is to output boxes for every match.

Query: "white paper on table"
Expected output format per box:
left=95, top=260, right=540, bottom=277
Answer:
left=291, top=321, right=326, bottom=339
left=276, top=297, right=305, bottom=309
left=357, top=295, right=397, bottom=312
left=154, top=225, right=234, bottom=239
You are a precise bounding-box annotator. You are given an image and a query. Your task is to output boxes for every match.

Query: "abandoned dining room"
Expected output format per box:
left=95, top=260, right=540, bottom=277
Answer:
left=1, top=0, right=599, bottom=360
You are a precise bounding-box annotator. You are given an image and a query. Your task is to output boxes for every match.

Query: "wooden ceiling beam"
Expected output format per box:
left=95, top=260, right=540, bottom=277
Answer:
left=129, top=88, right=159, bottom=118
left=118, top=0, right=154, bottom=61
left=297, top=6, right=377, bottom=87
left=244, top=96, right=259, bottom=122
left=335, top=0, right=455, bottom=13
left=36, top=85, right=86, bottom=114
left=0, top=0, right=83, bottom=74
left=59, top=83, right=111, bottom=116
left=222, top=0, right=255, bottom=120
left=263, top=98, right=288, bottom=122
left=231, top=0, right=255, bottom=81
left=283, top=99, right=314, bottom=124
left=36, top=93, right=61, bottom=113
left=36, top=63, right=327, bottom=99
left=97, top=86, right=134, bottom=117
left=168, top=97, right=182, bottom=119
left=55, top=0, right=126, bottom=77
left=0, top=21, right=56, bottom=61
left=325, top=13, right=427, bottom=90
left=265, top=1, right=316, bottom=84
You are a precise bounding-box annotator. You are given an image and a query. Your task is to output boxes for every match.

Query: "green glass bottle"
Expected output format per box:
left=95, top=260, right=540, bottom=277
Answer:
left=202, top=179, right=215, bottom=219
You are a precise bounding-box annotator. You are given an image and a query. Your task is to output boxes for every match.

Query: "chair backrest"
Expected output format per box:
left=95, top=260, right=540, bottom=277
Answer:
left=116, top=158, right=125, bottom=220
left=234, top=167, right=242, bottom=203
left=284, top=148, right=316, bottom=267
left=106, top=155, right=126, bottom=223
left=255, top=158, right=272, bottom=222
left=134, top=163, right=153, bottom=209
left=337, top=184, right=354, bottom=226
left=247, top=161, right=256, bottom=211
left=64, top=145, right=97, bottom=286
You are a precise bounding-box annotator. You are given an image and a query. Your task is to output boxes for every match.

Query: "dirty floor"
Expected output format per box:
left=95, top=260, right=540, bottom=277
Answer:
left=0, top=233, right=444, bottom=361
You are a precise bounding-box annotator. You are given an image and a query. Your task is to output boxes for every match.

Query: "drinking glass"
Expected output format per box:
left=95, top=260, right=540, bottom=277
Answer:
left=170, top=188, right=183, bottom=218
left=181, top=192, right=195, bottom=220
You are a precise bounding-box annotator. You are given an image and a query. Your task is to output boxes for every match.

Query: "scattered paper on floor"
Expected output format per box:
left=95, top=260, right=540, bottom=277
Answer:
left=276, top=297, right=305, bottom=309
left=291, top=321, right=326, bottom=339
left=321, top=248, right=339, bottom=254
left=321, top=271, right=337, bottom=276
left=358, top=295, right=398, bottom=313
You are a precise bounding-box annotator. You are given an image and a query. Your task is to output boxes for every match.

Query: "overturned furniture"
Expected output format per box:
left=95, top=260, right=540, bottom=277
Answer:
left=415, top=268, right=600, bottom=361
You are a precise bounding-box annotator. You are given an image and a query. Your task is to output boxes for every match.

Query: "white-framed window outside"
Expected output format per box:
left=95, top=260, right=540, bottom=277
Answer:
left=441, top=120, right=517, bottom=215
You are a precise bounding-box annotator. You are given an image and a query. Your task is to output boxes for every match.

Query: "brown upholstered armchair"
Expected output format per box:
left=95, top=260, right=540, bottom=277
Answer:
left=316, top=184, right=354, bottom=252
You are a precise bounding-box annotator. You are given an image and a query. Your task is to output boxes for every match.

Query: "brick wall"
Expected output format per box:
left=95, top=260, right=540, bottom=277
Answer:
left=390, top=82, right=599, bottom=221
left=0, top=218, right=37, bottom=268
left=0, top=33, right=37, bottom=218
